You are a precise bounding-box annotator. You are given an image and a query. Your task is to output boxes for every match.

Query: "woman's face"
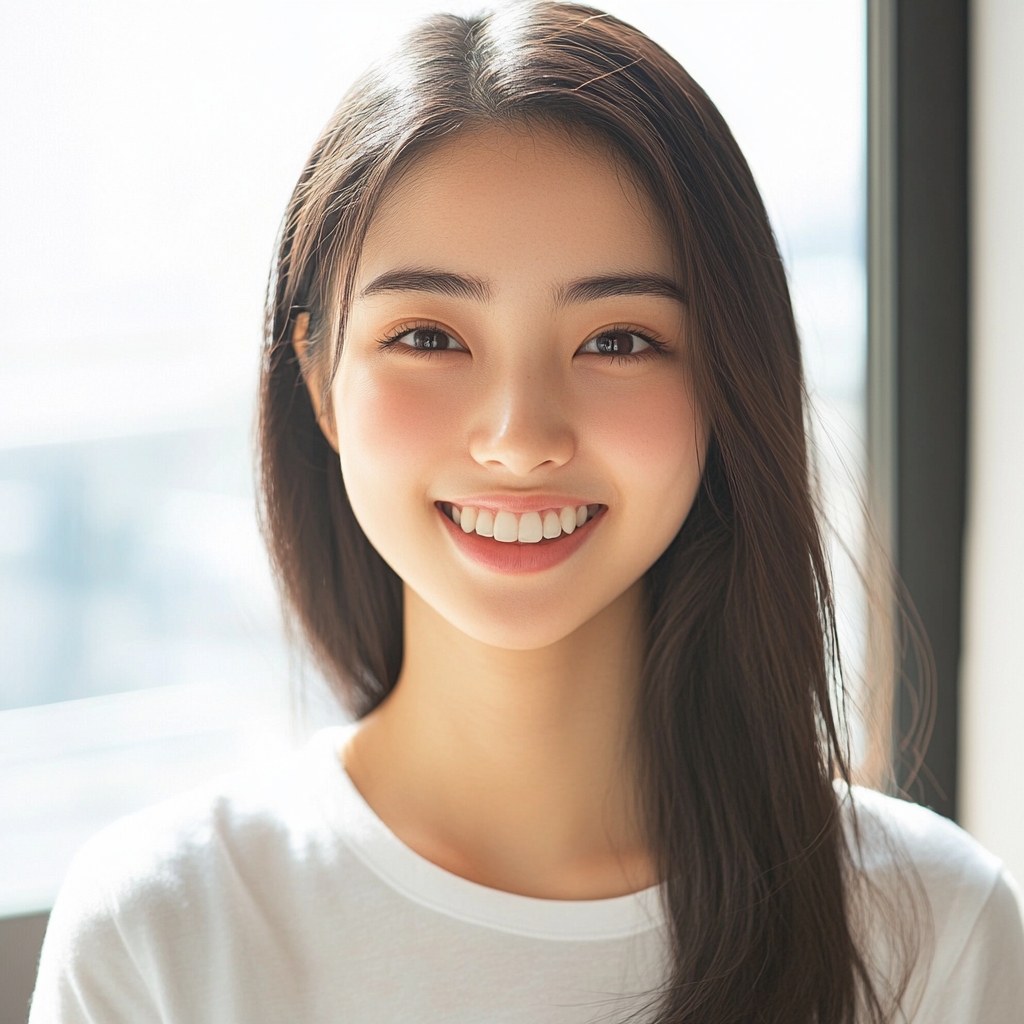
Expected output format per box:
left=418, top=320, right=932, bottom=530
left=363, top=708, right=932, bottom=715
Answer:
left=332, top=126, right=705, bottom=650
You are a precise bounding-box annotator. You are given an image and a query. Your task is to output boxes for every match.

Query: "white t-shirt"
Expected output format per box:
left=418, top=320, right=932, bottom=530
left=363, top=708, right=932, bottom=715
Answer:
left=29, top=726, right=1024, bottom=1023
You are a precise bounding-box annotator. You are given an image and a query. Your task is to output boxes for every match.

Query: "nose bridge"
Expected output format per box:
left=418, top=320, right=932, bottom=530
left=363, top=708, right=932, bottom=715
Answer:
left=470, top=347, right=574, bottom=475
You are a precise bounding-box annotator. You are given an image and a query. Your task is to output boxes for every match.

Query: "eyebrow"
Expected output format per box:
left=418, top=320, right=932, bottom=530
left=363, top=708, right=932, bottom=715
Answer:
left=359, top=269, right=490, bottom=301
left=358, top=268, right=685, bottom=306
left=554, top=274, right=686, bottom=307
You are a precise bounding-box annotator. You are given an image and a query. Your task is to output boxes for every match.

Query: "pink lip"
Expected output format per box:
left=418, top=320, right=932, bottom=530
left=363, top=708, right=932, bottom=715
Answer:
left=444, top=494, right=598, bottom=514
left=438, top=504, right=604, bottom=575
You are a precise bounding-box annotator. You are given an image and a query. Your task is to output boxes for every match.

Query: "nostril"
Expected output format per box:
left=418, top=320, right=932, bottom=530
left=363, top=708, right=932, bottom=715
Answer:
left=467, top=419, right=575, bottom=475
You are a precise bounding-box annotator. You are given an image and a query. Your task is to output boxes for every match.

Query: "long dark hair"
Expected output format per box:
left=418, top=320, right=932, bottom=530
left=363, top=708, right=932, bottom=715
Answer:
left=260, top=4, right=908, bottom=1020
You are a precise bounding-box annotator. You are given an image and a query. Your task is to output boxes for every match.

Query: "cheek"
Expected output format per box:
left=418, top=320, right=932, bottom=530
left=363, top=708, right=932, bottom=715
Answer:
left=582, top=373, right=703, bottom=504
left=334, top=365, right=458, bottom=493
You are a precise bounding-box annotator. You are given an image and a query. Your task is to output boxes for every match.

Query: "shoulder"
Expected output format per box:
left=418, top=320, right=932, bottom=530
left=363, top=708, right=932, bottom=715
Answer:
left=839, top=784, right=1005, bottom=938
left=34, top=729, right=358, bottom=1019
left=65, top=738, right=329, bottom=911
left=839, top=785, right=1024, bottom=1020
left=59, top=728, right=362, bottom=922
left=840, top=785, right=1003, bottom=898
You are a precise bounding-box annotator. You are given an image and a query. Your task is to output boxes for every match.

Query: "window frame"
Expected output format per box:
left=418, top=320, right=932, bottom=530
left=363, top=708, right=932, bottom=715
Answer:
left=868, top=0, right=970, bottom=820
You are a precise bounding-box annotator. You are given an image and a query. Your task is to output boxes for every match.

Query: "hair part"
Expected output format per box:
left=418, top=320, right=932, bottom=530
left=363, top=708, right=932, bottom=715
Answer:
left=259, top=4, right=915, bottom=1019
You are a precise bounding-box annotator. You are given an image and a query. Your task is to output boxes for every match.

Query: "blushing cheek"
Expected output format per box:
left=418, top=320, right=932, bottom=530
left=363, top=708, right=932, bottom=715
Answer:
left=335, top=365, right=460, bottom=499
left=585, top=378, right=702, bottom=513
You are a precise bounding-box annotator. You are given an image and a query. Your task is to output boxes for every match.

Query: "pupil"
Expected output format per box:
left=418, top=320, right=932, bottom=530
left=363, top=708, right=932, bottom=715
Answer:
left=414, top=329, right=446, bottom=350
left=596, top=331, right=633, bottom=354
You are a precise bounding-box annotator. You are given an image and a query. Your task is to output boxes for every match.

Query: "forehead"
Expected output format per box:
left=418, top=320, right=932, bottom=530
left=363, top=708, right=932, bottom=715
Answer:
left=355, top=126, right=675, bottom=288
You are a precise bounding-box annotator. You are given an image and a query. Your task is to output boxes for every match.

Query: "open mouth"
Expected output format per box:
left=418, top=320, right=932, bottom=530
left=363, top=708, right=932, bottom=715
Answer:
left=437, top=502, right=606, bottom=543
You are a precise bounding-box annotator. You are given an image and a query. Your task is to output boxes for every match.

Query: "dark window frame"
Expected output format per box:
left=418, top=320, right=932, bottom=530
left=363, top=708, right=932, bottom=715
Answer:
left=868, top=0, right=969, bottom=821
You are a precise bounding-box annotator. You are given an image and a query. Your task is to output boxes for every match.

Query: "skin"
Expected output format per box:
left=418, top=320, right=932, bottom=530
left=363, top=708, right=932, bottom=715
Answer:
left=295, top=126, right=706, bottom=900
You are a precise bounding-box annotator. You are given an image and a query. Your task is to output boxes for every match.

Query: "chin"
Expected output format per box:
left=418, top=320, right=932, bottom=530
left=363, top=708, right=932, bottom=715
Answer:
left=426, top=579, right=630, bottom=652
left=451, top=609, right=589, bottom=652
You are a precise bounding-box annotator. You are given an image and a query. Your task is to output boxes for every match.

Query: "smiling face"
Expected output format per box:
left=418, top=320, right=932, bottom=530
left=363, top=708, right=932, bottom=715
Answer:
left=328, top=126, right=705, bottom=650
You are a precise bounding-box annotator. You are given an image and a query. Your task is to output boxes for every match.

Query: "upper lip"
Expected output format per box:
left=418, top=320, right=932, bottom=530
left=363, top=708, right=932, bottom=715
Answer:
left=440, top=494, right=603, bottom=513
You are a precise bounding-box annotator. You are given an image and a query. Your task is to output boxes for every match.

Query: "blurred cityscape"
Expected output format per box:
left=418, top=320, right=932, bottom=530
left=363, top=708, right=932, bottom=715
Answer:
left=0, top=427, right=283, bottom=711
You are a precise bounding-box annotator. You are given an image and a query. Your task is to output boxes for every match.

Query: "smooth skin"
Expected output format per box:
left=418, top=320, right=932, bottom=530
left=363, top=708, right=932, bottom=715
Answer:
left=295, top=126, right=705, bottom=900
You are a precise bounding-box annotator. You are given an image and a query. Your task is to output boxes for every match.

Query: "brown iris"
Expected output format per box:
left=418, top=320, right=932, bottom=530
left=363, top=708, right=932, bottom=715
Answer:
left=592, top=331, right=636, bottom=354
left=412, top=329, right=453, bottom=350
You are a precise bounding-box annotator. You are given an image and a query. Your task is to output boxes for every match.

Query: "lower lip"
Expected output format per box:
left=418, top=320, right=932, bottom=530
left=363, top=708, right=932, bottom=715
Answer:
left=439, top=507, right=603, bottom=575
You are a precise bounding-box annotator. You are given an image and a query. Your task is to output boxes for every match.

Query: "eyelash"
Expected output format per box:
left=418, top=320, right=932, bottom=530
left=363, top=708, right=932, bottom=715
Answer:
left=581, top=324, right=668, bottom=364
left=376, top=321, right=668, bottom=363
left=377, top=321, right=461, bottom=359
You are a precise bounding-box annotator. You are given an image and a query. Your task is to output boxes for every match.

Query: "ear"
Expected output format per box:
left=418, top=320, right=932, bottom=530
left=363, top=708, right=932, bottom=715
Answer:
left=292, top=312, right=340, bottom=452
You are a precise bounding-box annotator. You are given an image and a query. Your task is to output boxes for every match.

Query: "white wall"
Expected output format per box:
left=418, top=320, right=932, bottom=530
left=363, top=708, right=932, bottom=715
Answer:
left=961, top=0, right=1024, bottom=885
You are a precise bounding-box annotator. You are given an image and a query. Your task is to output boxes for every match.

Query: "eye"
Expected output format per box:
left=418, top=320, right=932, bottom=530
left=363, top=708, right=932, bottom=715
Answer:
left=394, top=328, right=466, bottom=352
left=579, top=330, right=652, bottom=356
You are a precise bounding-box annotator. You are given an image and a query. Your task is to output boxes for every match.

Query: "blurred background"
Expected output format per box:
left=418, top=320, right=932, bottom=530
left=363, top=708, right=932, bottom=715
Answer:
left=0, top=0, right=868, bottom=920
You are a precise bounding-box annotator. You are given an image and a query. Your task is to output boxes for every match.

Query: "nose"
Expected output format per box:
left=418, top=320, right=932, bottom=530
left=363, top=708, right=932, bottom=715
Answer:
left=468, top=365, right=575, bottom=477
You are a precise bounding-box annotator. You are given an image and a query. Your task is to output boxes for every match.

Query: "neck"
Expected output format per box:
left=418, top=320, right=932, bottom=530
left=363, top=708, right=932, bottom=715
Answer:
left=342, top=581, right=655, bottom=899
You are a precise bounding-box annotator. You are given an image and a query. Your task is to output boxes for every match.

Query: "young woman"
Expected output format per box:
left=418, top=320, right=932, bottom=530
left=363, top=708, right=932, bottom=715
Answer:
left=31, top=3, right=1024, bottom=1022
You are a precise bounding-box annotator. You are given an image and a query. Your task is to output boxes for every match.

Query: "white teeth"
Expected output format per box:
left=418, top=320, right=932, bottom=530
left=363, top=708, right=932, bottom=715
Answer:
left=493, top=510, right=518, bottom=543
left=452, top=503, right=599, bottom=541
left=517, top=511, right=543, bottom=543
left=475, top=509, right=494, bottom=537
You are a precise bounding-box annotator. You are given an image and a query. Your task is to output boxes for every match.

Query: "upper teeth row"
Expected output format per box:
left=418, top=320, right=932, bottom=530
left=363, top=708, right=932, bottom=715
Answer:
left=452, top=504, right=594, bottom=543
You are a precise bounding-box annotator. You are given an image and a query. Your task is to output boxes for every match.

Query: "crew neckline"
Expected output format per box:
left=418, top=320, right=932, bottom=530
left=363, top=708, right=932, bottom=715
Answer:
left=309, top=725, right=666, bottom=942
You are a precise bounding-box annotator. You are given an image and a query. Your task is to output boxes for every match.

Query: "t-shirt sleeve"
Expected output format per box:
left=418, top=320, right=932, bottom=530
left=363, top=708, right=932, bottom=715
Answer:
left=917, top=867, right=1024, bottom=1023
left=28, top=835, right=161, bottom=1024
